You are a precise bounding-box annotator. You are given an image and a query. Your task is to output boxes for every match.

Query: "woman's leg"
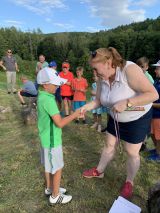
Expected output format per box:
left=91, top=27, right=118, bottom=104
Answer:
left=68, top=99, right=73, bottom=115
left=97, top=133, right=117, bottom=173
left=124, top=142, right=142, bottom=184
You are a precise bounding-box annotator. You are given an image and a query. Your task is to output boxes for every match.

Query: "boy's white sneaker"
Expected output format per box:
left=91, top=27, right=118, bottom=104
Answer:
left=49, top=194, right=72, bottom=204
left=45, top=187, right=67, bottom=196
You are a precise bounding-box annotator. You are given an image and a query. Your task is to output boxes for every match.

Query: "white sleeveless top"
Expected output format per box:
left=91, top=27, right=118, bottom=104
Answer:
left=100, top=61, right=152, bottom=122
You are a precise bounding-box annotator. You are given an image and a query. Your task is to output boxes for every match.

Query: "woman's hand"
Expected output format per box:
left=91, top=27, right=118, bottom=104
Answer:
left=80, top=105, right=89, bottom=116
left=112, top=100, right=127, bottom=113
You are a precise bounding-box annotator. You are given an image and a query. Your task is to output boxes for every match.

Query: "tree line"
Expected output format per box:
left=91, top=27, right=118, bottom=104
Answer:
left=0, top=17, right=159, bottom=81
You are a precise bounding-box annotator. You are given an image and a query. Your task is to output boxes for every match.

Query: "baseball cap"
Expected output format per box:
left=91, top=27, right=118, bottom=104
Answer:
left=49, top=61, right=57, bottom=67
left=37, top=67, right=67, bottom=86
left=62, top=62, right=70, bottom=68
left=152, top=60, right=160, bottom=67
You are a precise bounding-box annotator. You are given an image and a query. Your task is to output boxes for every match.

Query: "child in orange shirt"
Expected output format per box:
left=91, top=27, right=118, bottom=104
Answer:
left=72, top=66, right=88, bottom=124
left=59, top=62, right=74, bottom=116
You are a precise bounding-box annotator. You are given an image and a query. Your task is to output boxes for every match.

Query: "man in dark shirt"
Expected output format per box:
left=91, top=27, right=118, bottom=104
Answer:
left=0, top=49, right=19, bottom=94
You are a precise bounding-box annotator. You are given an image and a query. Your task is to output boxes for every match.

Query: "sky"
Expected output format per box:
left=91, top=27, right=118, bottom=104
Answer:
left=0, top=0, right=159, bottom=33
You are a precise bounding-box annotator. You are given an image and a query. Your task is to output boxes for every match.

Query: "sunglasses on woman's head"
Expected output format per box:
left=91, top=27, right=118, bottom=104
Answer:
left=8, top=51, right=12, bottom=53
left=91, top=51, right=97, bottom=58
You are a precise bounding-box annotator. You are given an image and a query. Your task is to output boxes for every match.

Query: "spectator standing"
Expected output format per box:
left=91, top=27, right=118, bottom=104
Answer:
left=136, top=56, right=154, bottom=151
left=0, top=49, right=19, bottom=94
left=35, top=55, right=48, bottom=90
left=147, top=60, right=160, bottom=162
left=49, top=61, right=62, bottom=111
left=59, top=62, right=74, bottom=116
left=90, top=72, right=102, bottom=132
left=136, top=57, right=154, bottom=84
left=72, top=66, right=88, bottom=124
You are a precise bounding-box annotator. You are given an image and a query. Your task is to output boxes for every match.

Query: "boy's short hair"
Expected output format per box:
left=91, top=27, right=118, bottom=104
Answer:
left=76, top=66, right=84, bottom=72
left=136, top=57, right=149, bottom=66
left=20, top=75, right=28, bottom=80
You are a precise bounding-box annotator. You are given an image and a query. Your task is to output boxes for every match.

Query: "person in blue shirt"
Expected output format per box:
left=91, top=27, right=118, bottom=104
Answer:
left=18, top=75, right=37, bottom=106
left=49, top=61, right=62, bottom=111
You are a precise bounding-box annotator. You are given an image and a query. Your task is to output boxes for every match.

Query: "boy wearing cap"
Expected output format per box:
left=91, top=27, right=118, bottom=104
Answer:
left=59, top=62, right=74, bottom=116
left=49, top=61, right=62, bottom=111
left=147, top=60, right=160, bottom=162
left=37, top=67, right=80, bottom=204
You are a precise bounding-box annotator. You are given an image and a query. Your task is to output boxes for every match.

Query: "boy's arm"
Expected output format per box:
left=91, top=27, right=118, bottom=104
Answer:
left=15, top=62, right=19, bottom=72
left=91, top=90, right=96, bottom=96
left=52, top=109, right=80, bottom=128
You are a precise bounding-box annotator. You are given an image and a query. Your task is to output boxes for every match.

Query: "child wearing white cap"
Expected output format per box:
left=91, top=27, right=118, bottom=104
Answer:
left=37, top=67, right=80, bottom=204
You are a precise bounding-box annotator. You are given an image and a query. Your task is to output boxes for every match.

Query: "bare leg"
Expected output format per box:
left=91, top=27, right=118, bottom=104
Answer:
left=45, top=172, right=52, bottom=189
left=156, top=140, right=160, bottom=155
left=151, top=134, right=160, bottom=155
left=151, top=134, right=157, bottom=147
left=52, top=169, right=62, bottom=197
left=63, top=99, right=69, bottom=116
left=97, top=133, right=117, bottom=173
left=68, top=100, right=73, bottom=115
left=93, top=113, right=97, bottom=123
left=124, top=142, right=142, bottom=184
left=97, top=114, right=102, bottom=125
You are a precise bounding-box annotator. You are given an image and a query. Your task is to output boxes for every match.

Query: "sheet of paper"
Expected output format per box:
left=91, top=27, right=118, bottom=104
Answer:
left=109, top=196, right=141, bottom=213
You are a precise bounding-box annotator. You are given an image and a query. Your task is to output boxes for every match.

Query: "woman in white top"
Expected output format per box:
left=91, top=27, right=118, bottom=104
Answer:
left=81, top=47, right=158, bottom=199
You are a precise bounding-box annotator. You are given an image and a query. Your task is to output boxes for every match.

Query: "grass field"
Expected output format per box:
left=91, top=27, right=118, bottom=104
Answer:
left=0, top=71, right=159, bottom=213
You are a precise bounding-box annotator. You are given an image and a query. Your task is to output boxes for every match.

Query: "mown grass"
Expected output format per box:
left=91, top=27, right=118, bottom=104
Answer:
left=0, top=71, right=159, bottom=213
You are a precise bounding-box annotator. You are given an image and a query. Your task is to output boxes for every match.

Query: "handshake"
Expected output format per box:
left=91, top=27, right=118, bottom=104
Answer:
left=73, top=106, right=88, bottom=119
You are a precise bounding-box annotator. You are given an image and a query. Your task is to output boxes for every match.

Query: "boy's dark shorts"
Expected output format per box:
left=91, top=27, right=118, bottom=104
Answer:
left=61, top=95, right=73, bottom=101
left=20, top=91, right=37, bottom=97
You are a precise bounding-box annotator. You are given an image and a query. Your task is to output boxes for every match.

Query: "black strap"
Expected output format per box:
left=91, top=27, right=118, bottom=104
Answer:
left=56, top=195, right=63, bottom=203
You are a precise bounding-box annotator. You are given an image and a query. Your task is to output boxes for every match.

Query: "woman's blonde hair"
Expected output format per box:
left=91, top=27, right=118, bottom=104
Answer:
left=89, top=47, right=126, bottom=69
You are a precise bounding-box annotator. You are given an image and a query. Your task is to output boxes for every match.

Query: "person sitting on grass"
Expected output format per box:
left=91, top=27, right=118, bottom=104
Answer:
left=72, top=66, right=88, bottom=124
left=37, top=67, right=80, bottom=205
left=18, top=75, right=37, bottom=106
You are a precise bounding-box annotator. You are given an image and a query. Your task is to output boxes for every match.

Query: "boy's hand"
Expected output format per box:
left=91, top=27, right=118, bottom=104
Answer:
left=74, top=109, right=81, bottom=118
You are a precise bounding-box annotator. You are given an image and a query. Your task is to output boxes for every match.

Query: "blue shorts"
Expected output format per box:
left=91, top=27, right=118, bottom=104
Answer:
left=73, top=101, right=86, bottom=111
left=92, top=107, right=102, bottom=115
left=102, top=106, right=110, bottom=113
